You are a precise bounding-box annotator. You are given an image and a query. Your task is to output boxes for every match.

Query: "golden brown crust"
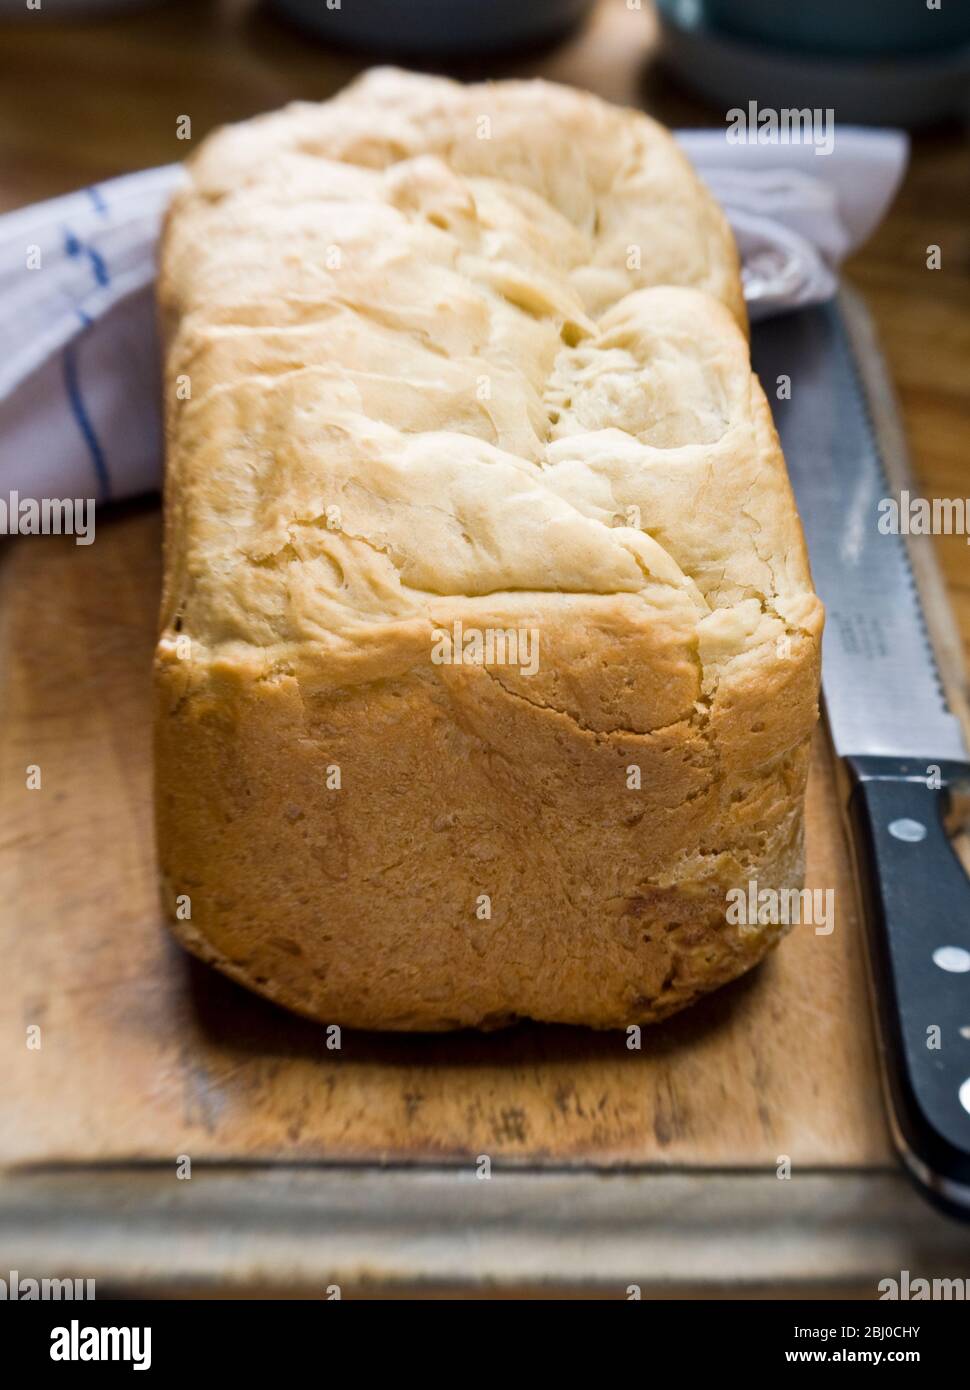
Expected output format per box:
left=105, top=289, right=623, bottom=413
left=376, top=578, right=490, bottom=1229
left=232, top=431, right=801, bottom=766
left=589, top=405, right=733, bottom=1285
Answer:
left=154, top=69, right=822, bottom=1030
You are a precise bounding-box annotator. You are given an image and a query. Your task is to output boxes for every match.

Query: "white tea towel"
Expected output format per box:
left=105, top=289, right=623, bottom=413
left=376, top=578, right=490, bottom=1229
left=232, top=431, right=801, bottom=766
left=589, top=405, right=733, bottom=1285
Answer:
left=0, top=165, right=184, bottom=506
left=0, top=127, right=907, bottom=508
left=676, top=127, right=908, bottom=315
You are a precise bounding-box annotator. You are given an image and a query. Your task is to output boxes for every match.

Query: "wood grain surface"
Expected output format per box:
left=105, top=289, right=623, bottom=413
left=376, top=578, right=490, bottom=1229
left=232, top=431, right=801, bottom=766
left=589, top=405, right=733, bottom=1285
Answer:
left=0, top=0, right=965, bottom=1189
left=0, top=503, right=890, bottom=1169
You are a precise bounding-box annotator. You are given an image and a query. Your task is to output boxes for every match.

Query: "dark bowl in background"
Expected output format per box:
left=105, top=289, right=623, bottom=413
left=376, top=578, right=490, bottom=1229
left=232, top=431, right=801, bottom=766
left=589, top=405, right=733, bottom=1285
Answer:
left=270, top=0, right=596, bottom=56
left=704, top=0, right=970, bottom=57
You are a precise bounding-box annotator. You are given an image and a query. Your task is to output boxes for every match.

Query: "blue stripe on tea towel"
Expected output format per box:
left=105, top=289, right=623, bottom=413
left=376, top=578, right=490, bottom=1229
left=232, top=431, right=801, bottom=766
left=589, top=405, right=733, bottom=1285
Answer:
left=85, top=185, right=109, bottom=217
left=62, top=342, right=110, bottom=499
left=62, top=224, right=110, bottom=289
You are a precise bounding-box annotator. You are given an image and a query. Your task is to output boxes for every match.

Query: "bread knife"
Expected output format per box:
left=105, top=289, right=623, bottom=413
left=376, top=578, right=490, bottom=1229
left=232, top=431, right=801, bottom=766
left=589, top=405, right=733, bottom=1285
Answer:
left=751, top=292, right=970, bottom=1214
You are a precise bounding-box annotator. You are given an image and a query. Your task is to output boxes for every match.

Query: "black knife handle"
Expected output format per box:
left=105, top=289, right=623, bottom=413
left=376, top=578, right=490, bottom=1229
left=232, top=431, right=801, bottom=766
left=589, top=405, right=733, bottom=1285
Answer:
left=848, top=755, right=970, bottom=1210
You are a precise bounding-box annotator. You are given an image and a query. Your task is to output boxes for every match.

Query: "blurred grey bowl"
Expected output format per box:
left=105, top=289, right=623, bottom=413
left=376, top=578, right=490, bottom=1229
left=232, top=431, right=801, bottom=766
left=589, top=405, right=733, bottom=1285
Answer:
left=658, top=0, right=970, bottom=127
left=270, top=0, right=595, bottom=55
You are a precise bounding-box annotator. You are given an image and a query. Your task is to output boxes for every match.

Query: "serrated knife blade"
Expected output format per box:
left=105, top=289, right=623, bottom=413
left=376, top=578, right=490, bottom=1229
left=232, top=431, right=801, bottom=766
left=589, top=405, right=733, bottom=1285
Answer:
left=751, top=299, right=967, bottom=764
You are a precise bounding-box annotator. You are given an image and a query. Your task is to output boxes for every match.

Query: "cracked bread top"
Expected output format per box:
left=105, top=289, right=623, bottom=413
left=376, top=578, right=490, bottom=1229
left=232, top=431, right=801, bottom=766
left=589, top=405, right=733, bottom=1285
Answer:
left=158, top=68, right=821, bottom=718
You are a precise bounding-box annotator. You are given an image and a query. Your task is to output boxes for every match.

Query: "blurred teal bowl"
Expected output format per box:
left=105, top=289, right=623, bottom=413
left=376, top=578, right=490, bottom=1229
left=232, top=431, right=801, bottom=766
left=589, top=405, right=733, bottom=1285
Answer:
left=703, top=0, right=970, bottom=56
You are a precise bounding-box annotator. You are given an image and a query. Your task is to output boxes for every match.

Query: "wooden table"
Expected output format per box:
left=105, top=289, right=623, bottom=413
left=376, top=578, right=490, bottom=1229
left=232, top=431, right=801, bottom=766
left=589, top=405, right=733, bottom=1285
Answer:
left=1, top=0, right=969, bottom=1296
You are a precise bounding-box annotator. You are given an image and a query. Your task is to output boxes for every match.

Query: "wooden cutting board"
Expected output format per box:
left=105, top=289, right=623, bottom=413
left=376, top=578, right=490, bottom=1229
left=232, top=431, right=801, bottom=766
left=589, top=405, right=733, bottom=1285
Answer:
left=0, top=502, right=891, bottom=1171
left=3, top=0, right=970, bottom=1296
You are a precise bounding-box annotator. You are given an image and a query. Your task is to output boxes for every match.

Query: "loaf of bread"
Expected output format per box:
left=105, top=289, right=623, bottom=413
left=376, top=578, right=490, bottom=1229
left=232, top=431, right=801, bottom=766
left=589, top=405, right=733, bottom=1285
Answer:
left=155, top=68, right=822, bottom=1030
